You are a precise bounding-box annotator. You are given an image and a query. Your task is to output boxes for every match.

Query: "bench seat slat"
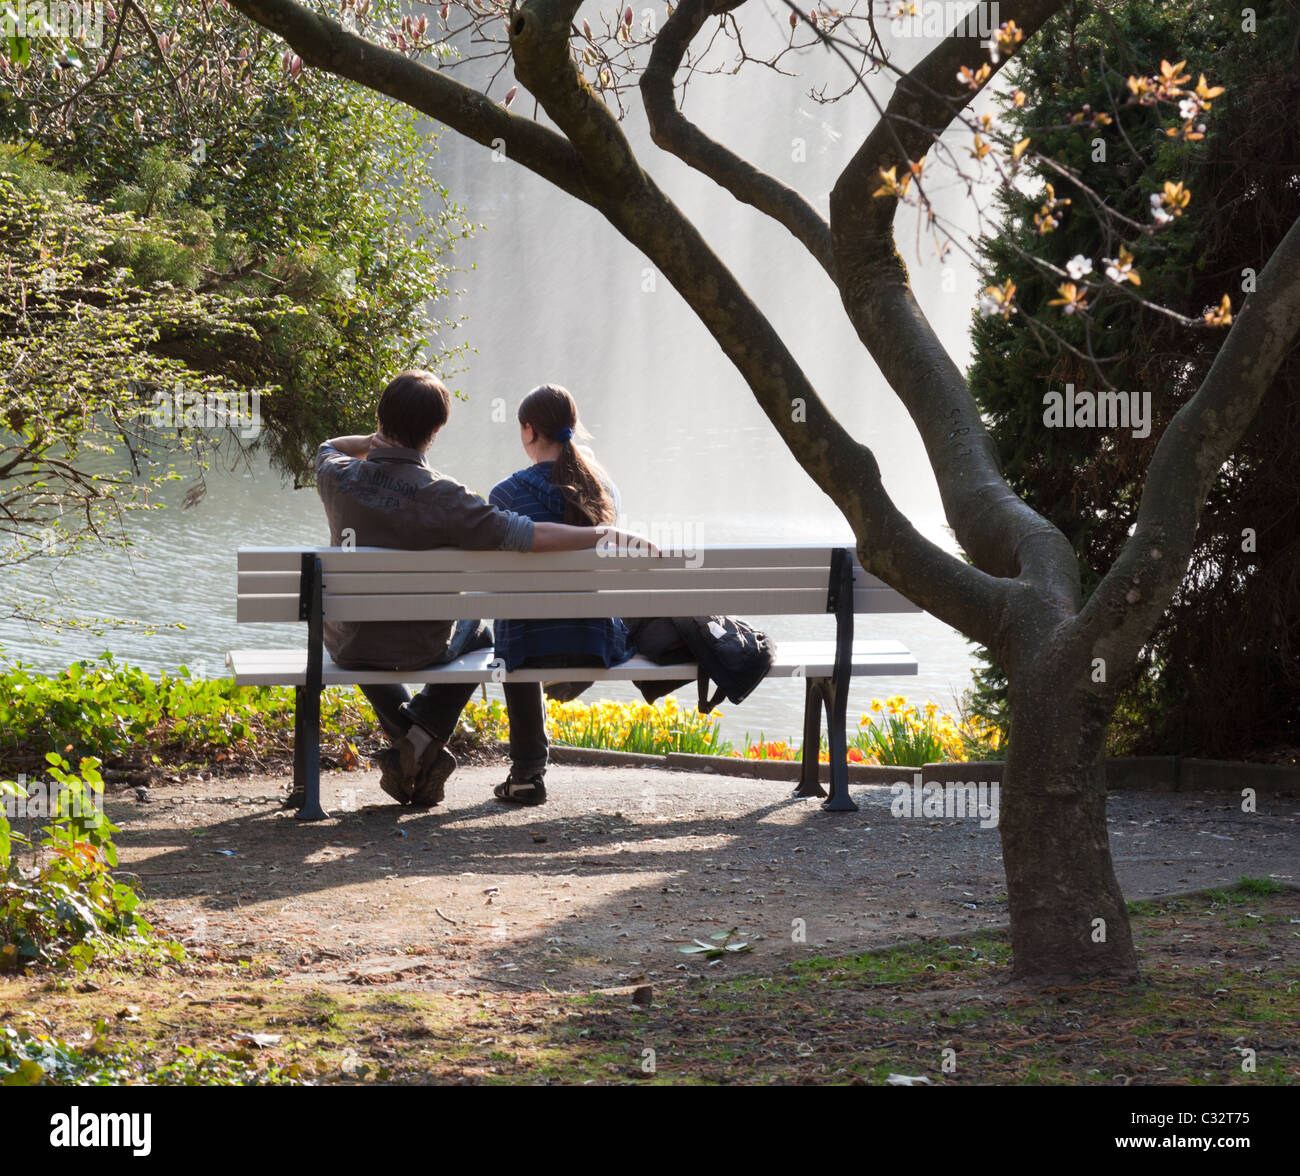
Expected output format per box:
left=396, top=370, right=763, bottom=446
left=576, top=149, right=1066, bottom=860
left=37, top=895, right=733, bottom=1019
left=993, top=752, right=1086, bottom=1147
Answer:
left=316, top=567, right=841, bottom=595
left=226, top=640, right=919, bottom=688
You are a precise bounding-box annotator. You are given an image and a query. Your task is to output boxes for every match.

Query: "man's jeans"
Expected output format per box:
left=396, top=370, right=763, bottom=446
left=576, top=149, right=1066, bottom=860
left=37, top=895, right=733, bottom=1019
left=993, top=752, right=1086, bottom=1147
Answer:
left=359, top=622, right=598, bottom=781
left=360, top=618, right=493, bottom=751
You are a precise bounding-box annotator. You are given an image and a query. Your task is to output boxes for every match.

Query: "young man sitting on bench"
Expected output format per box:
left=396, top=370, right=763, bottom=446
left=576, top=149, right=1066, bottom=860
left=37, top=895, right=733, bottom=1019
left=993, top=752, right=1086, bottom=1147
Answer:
left=315, top=370, right=652, bottom=808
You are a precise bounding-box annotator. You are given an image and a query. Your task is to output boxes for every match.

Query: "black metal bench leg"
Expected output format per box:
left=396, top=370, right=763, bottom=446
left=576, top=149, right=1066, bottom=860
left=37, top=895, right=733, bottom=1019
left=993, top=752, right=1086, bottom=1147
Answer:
left=294, top=553, right=328, bottom=822
left=820, top=547, right=858, bottom=813
left=294, top=683, right=327, bottom=821
left=291, top=686, right=307, bottom=799
left=794, top=677, right=828, bottom=798
left=822, top=675, right=858, bottom=813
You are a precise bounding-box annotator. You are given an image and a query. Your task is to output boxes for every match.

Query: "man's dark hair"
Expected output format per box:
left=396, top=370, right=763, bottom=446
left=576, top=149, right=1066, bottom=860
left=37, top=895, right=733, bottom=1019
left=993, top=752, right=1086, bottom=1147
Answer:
left=377, top=371, right=451, bottom=449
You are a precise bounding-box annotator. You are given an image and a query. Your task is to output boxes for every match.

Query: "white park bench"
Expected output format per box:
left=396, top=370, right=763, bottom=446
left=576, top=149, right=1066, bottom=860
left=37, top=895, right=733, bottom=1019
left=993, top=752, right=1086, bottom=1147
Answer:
left=228, top=544, right=919, bottom=820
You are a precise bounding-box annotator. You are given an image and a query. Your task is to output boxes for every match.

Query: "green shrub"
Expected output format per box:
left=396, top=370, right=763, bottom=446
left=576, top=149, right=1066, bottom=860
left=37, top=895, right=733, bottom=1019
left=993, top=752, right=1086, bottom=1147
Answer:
left=0, top=653, right=378, bottom=775
left=1, top=755, right=157, bottom=972
left=1, top=1022, right=303, bottom=1086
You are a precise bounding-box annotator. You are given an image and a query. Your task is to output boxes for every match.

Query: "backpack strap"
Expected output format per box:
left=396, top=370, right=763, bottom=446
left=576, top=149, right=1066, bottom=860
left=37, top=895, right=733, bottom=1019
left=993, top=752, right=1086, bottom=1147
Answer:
left=697, top=670, right=727, bottom=715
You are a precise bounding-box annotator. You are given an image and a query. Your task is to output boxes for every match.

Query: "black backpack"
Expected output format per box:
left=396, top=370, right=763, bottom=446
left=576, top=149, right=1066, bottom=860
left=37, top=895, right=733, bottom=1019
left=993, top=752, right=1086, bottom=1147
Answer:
left=626, top=616, right=776, bottom=713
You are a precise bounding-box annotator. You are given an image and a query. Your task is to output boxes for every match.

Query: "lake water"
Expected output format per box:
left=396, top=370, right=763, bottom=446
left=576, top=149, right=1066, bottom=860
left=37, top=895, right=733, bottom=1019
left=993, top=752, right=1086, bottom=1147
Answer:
left=0, top=25, right=995, bottom=743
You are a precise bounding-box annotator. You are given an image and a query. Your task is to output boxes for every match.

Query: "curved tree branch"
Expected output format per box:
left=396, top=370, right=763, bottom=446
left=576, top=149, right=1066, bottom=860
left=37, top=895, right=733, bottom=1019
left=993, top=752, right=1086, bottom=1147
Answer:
left=641, top=0, right=836, bottom=278
left=1076, top=207, right=1300, bottom=674
left=830, top=0, right=1078, bottom=602
left=507, top=0, right=1008, bottom=643
left=226, top=0, right=592, bottom=202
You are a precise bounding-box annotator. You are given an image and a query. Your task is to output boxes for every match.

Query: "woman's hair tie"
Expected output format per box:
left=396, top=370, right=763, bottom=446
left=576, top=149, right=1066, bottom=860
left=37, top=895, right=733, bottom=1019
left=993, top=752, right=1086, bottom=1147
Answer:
left=555, top=426, right=575, bottom=443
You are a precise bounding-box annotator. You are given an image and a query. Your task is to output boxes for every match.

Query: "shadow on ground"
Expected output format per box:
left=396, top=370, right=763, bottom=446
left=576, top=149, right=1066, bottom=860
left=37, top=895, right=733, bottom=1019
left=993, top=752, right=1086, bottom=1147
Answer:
left=106, top=763, right=1298, bottom=993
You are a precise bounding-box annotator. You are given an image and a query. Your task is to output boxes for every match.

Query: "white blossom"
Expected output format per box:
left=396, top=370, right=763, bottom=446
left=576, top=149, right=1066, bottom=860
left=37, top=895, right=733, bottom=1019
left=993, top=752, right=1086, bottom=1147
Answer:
left=1066, top=255, right=1093, bottom=280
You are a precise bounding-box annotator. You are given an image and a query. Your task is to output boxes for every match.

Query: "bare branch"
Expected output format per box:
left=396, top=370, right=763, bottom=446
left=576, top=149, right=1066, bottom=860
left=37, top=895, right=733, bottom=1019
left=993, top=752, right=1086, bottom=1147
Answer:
left=506, top=0, right=1009, bottom=642
left=642, top=0, right=836, bottom=277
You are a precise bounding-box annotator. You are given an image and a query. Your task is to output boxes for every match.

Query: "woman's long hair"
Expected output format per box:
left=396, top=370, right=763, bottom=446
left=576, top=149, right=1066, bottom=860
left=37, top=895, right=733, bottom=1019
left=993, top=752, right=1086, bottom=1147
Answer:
left=517, top=384, right=615, bottom=527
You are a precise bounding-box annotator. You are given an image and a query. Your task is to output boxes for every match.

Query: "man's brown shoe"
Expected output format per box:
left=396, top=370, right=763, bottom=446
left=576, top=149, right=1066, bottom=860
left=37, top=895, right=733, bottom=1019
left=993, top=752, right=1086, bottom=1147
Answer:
left=410, top=747, right=456, bottom=808
left=376, top=746, right=414, bottom=805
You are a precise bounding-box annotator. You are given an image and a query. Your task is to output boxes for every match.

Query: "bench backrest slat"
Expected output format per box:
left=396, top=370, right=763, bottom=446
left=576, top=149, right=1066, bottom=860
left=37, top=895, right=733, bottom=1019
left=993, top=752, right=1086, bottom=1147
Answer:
left=234, top=545, right=921, bottom=624
left=241, top=566, right=854, bottom=597
left=236, top=544, right=879, bottom=575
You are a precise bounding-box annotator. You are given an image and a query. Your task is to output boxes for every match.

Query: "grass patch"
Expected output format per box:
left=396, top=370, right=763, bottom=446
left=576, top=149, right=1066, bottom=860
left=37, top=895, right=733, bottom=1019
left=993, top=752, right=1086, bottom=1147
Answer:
left=2, top=881, right=1295, bottom=1085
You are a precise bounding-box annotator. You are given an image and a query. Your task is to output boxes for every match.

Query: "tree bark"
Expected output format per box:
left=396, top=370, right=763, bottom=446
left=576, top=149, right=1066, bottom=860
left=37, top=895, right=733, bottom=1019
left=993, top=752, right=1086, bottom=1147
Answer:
left=1000, top=645, right=1138, bottom=982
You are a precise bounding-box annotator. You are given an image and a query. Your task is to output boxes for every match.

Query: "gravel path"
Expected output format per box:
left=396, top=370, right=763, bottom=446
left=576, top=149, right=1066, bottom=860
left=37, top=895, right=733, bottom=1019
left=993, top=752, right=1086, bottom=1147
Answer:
left=114, top=762, right=1298, bottom=992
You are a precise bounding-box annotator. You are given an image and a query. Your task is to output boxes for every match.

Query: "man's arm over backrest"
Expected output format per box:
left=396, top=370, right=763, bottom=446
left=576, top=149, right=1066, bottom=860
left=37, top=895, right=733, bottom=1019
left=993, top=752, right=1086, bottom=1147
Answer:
left=426, top=478, right=535, bottom=551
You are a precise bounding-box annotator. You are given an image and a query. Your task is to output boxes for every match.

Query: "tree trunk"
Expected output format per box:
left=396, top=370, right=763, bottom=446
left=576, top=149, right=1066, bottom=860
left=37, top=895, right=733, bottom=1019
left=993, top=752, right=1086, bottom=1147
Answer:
left=999, top=662, right=1138, bottom=983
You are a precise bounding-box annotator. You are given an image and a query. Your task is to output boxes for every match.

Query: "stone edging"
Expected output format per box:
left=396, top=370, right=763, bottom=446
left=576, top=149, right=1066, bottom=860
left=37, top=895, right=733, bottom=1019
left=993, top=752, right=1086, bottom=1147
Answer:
left=498, top=742, right=1300, bottom=793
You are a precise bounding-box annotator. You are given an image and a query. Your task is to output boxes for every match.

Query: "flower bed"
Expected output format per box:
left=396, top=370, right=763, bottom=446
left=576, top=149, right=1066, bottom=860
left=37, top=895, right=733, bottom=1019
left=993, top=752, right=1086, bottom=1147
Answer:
left=459, top=693, right=1002, bottom=767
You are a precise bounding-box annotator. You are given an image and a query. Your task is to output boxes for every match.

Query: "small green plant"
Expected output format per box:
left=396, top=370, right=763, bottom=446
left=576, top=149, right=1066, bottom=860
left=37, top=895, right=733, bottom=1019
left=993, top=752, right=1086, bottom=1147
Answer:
left=678, top=928, right=754, bottom=960
left=0, top=1021, right=304, bottom=1086
left=1, top=755, right=156, bottom=972
left=1236, top=877, right=1282, bottom=897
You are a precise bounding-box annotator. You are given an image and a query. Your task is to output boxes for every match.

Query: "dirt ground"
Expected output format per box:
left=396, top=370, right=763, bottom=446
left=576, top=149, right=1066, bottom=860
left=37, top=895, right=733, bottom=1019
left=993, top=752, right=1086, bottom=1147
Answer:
left=105, top=755, right=1299, bottom=995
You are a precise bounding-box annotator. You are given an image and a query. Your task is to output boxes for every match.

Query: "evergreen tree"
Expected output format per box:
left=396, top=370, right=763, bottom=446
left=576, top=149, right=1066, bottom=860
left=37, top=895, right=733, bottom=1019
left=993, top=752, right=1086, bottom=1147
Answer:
left=966, top=0, right=1300, bottom=759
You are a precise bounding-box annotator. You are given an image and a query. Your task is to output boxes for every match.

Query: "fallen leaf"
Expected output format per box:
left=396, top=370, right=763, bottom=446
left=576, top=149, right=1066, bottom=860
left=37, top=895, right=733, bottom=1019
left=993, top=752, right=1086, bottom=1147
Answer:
left=231, top=1032, right=281, bottom=1048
